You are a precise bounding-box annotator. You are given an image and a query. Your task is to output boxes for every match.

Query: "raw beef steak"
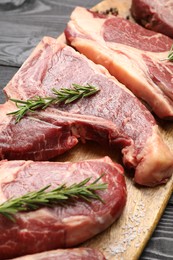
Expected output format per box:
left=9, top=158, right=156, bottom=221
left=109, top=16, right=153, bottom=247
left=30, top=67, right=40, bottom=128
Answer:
left=13, top=248, right=106, bottom=260
left=0, top=101, right=78, bottom=161
left=65, top=7, right=173, bottom=119
left=131, top=0, right=173, bottom=38
left=0, top=157, right=126, bottom=259
left=2, top=37, right=173, bottom=186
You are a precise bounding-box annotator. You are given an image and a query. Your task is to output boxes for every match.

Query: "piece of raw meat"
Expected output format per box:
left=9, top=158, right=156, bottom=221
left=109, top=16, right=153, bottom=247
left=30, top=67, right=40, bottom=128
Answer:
left=0, top=101, right=78, bottom=161
left=13, top=247, right=106, bottom=260
left=131, top=0, right=173, bottom=38
left=0, top=157, right=126, bottom=259
left=2, top=37, right=173, bottom=186
left=65, top=7, right=173, bottom=119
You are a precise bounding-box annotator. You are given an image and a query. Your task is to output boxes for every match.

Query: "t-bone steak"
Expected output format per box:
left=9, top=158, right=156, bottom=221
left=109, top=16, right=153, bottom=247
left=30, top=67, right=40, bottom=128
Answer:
left=0, top=157, right=126, bottom=259
left=13, top=248, right=106, bottom=260
left=65, top=7, right=173, bottom=119
left=131, top=0, right=173, bottom=38
left=2, top=37, right=173, bottom=186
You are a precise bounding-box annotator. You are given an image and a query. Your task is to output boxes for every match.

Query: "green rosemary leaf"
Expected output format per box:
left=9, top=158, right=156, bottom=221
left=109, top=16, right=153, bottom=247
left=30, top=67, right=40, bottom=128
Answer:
left=7, top=84, right=100, bottom=123
left=161, top=44, right=173, bottom=62
left=0, top=175, right=107, bottom=222
left=168, top=45, right=173, bottom=61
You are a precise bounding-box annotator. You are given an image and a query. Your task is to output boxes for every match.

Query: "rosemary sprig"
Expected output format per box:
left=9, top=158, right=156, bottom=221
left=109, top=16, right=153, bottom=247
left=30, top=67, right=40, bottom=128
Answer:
left=7, top=83, right=99, bottom=123
left=167, top=44, right=173, bottom=61
left=0, top=174, right=107, bottom=222
left=161, top=44, right=173, bottom=62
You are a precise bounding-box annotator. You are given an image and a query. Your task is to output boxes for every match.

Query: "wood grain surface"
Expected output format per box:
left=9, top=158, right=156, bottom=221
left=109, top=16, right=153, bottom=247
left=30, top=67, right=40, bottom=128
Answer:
left=0, top=0, right=173, bottom=259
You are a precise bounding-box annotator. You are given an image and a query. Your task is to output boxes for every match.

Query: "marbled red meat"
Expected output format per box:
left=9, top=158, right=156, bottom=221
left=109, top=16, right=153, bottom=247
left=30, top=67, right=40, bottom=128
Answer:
left=2, top=37, right=173, bottom=186
left=65, top=7, right=173, bottom=119
left=131, top=0, right=173, bottom=38
left=0, top=157, right=126, bottom=259
left=0, top=101, right=78, bottom=161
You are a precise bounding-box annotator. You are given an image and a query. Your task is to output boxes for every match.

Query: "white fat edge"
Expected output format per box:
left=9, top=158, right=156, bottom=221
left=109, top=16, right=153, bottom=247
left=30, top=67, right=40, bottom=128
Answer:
left=71, top=7, right=171, bottom=66
left=96, top=213, right=114, bottom=225
left=107, top=42, right=152, bottom=77
left=71, top=6, right=172, bottom=71
left=107, top=40, right=172, bottom=74
left=69, top=32, right=150, bottom=98
left=135, top=124, right=173, bottom=184
left=62, top=215, right=102, bottom=243
left=104, top=42, right=173, bottom=111
left=62, top=214, right=112, bottom=227
left=73, top=27, right=173, bottom=111
left=62, top=215, right=91, bottom=226
left=71, top=7, right=105, bottom=40
left=60, top=110, right=117, bottom=131
left=19, top=207, right=55, bottom=223
left=62, top=213, right=115, bottom=246
left=0, top=161, right=31, bottom=203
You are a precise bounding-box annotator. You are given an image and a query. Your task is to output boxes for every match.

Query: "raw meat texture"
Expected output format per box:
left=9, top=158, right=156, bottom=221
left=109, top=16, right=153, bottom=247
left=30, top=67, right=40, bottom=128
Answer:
left=0, top=101, right=78, bottom=161
left=13, top=247, right=106, bottom=260
left=131, top=0, right=173, bottom=38
left=0, top=157, right=126, bottom=259
left=65, top=7, right=173, bottom=119
left=3, top=37, right=173, bottom=186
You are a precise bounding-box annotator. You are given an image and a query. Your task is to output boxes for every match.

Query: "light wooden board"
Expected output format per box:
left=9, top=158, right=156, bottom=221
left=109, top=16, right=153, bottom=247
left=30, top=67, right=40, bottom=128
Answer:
left=57, top=0, right=173, bottom=259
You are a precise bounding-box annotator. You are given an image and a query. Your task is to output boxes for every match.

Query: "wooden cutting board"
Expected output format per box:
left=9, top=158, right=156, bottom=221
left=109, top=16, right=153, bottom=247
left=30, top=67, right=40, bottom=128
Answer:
left=57, top=0, right=173, bottom=259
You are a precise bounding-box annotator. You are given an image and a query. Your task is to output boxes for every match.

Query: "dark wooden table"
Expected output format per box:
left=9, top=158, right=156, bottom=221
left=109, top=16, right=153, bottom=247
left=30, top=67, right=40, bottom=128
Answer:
left=0, top=1, right=172, bottom=259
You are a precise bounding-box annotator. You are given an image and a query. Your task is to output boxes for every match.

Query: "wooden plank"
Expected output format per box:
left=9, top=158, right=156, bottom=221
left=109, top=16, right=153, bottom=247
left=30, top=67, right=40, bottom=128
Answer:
left=57, top=0, right=173, bottom=259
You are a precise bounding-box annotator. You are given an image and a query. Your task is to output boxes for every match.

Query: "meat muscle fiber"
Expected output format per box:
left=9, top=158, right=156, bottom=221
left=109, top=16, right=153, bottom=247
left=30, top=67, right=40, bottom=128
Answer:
left=13, top=247, right=106, bottom=260
left=65, top=7, right=173, bottom=119
left=131, top=0, right=173, bottom=38
left=0, top=157, right=126, bottom=259
left=2, top=37, right=173, bottom=186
